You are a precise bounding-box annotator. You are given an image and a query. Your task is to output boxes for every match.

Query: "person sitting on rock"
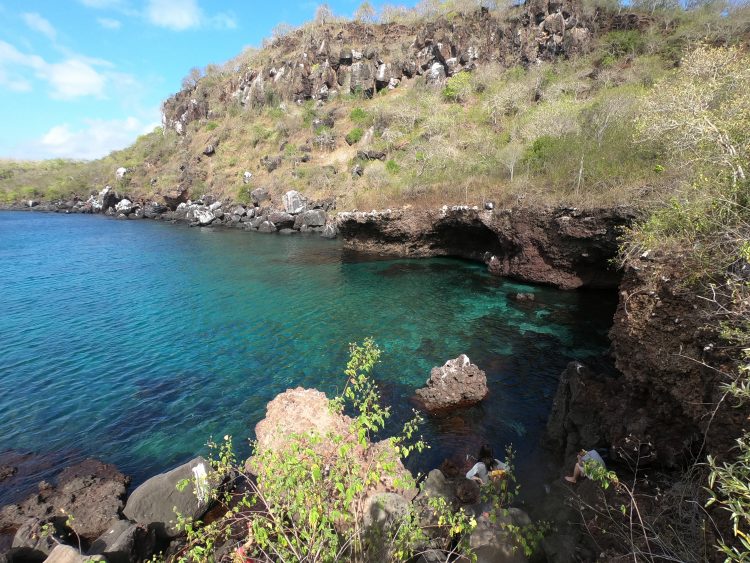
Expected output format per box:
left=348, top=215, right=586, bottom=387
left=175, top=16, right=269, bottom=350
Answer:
left=565, top=449, right=606, bottom=483
left=466, top=444, right=509, bottom=484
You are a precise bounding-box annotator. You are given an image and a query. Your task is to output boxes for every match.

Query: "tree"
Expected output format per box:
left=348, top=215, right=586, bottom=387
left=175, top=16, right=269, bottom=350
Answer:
left=636, top=45, right=749, bottom=186
left=498, top=141, right=525, bottom=181
left=181, top=67, right=202, bottom=90
left=315, top=3, right=334, bottom=24
left=354, top=1, right=376, bottom=22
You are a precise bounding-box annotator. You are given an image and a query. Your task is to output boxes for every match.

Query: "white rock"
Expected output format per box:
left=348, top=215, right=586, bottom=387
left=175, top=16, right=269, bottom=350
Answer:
left=209, top=201, right=222, bottom=211
left=115, top=199, right=133, bottom=214
left=282, top=190, right=306, bottom=214
left=115, top=167, right=128, bottom=180
left=243, top=171, right=253, bottom=184
left=194, top=208, right=215, bottom=226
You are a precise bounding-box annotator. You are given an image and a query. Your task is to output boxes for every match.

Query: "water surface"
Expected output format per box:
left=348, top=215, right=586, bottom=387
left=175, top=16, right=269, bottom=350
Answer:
left=0, top=211, right=616, bottom=501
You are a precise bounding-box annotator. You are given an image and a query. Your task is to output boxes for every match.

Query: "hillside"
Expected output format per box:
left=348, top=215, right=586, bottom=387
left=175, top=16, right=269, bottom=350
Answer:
left=1, top=0, right=747, bottom=212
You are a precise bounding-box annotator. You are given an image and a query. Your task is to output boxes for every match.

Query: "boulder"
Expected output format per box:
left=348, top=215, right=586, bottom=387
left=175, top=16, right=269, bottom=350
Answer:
left=251, top=388, right=415, bottom=500
left=257, top=220, right=276, bottom=233
left=114, top=200, right=132, bottom=215
left=261, top=155, right=282, bottom=173
left=242, top=171, right=253, bottom=184
left=99, top=187, right=121, bottom=212
left=250, top=188, right=269, bottom=206
left=203, top=144, right=216, bottom=156
left=468, top=508, right=531, bottom=563
left=144, top=203, right=168, bottom=218
left=0, top=459, right=129, bottom=543
left=89, top=521, right=155, bottom=563
left=414, top=355, right=488, bottom=412
left=194, top=209, right=215, bottom=226
left=208, top=201, right=222, bottom=211
left=356, top=150, right=386, bottom=161
left=282, top=190, right=306, bottom=214
left=12, top=517, right=66, bottom=558
left=321, top=223, right=338, bottom=239
left=294, top=209, right=327, bottom=229
left=232, top=206, right=246, bottom=217
left=122, top=457, right=213, bottom=539
left=162, top=188, right=188, bottom=210
left=425, top=62, right=446, bottom=84
left=268, top=211, right=295, bottom=229
left=42, top=545, right=105, bottom=562
left=115, top=167, right=127, bottom=180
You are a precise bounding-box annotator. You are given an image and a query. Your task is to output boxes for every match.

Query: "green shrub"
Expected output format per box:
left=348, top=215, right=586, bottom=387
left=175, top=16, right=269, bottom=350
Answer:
left=385, top=159, right=400, bottom=174
left=205, top=121, right=219, bottom=131
left=345, top=128, right=364, bottom=145
left=350, top=107, right=369, bottom=124
left=442, top=72, right=473, bottom=103
left=602, top=30, right=646, bottom=59
left=170, top=340, right=548, bottom=562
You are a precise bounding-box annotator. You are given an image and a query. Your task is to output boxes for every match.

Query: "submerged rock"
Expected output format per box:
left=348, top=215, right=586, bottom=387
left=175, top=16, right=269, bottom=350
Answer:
left=414, top=355, right=488, bottom=412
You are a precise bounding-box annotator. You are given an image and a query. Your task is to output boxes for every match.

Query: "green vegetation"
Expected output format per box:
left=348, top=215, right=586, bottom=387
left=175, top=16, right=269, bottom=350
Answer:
left=345, top=127, right=364, bottom=145
left=164, top=340, right=546, bottom=562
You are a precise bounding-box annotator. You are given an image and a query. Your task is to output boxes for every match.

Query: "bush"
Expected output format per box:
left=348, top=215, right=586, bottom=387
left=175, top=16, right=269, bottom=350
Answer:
left=169, top=340, right=548, bottom=562
left=345, top=128, right=364, bottom=145
left=205, top=121, right=219, bottom=131
left=442, top=72, right=473, bottom=103
left=350, top=107, right=370, bottom=125
left=385, top=159, right=400, bottom=174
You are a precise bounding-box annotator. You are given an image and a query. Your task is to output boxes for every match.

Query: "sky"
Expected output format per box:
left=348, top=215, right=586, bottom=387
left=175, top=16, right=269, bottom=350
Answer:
left=0, top=0, right=415, bottom=161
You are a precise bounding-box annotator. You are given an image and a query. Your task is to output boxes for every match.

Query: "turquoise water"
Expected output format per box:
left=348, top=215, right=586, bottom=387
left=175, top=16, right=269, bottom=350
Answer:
left=0, top=211, right=616, bottom=498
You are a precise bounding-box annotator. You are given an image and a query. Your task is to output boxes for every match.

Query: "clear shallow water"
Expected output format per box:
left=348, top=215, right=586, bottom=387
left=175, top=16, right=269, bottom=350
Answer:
left=0, top=211, right=616, bottom=500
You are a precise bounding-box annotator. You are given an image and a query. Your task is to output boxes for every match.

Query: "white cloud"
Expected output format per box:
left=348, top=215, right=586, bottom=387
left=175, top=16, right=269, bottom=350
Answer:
left=145, top=0, right=236, bottom=30
left=21, top=115, right=160, bottom=160
left=21, top=12, right=57, bottom=41
left=78, top=0, right=124, bottom=8
left=46, top=59, right=106, bottom=99
left=146, top=0, right=201, bottom=30
left=97, top=17, right=122, bottom=29
left=0, top=40, right=109, bottom=99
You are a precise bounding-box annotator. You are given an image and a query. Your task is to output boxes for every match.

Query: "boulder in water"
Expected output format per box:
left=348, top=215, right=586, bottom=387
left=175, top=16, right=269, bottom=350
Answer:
left=414, top=355, right=488, bottom=412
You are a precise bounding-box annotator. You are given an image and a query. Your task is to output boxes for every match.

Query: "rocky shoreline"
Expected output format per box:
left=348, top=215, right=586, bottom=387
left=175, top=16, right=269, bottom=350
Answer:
left=2, top=184, right=636, bottom=290
left=2, top=192, right=741, bottom=561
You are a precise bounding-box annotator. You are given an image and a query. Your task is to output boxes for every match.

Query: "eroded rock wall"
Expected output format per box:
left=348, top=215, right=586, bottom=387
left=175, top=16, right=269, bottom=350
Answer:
left=337, top=205, right=637, bottom=289
left=547, top=254, right=748, bottom=468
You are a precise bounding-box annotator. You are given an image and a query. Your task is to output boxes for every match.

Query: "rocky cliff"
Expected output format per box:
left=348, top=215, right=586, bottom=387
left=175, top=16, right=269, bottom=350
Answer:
left=161, top=0, right=636, bottom=134
left=547, top=252, right=748, bottom=468
left=337, top=205, right=637, bottom=289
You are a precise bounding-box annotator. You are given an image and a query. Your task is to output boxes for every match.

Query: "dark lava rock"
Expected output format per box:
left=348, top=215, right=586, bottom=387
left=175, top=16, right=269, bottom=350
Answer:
left=89, top=520, right=156, bottom=563
left=123, top=457, right=213, bottom=539
left=268, top=211, right=295, bottom=229
left=0, top=459, right=130, bottom=543
left=414, top=355, right=488, bottom=412
left=250, top=188, right=269, bottom=206
left=356, top=149, right=386, bottom=161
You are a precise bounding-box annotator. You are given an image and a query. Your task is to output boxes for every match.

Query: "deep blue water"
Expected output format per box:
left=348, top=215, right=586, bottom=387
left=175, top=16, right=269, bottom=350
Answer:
left=0, top=211, right=616, bottom=500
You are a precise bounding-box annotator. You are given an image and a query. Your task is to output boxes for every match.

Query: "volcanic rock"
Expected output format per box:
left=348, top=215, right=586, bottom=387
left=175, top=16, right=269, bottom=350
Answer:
left=414, top=355, right=488, bottom=412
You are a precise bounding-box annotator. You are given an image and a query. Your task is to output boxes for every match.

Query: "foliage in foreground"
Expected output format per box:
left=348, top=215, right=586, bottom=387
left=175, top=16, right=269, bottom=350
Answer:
left=164, top=339, right=546, bottom=562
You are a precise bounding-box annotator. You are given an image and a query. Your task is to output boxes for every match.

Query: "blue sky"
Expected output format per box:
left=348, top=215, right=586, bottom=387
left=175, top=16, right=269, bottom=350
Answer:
left=0, top=0, right=414, bottom=160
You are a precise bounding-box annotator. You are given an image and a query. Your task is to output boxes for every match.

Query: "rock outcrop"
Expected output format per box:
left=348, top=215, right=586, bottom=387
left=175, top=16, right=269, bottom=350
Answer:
left=251, top=387, right=415, bottom=500
left=337, top=206, right=636, bottom=289
left=546, top=253, right=750, bottom=468
left=414, top=355, right=489, bottom=412
left=0, top=459, right=129, bottom=543
left=162, top=3, right=596, bottom=133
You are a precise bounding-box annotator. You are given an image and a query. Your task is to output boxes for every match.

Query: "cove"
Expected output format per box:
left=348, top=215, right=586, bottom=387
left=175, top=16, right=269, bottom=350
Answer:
left=0, top=211, right=616, bottom=502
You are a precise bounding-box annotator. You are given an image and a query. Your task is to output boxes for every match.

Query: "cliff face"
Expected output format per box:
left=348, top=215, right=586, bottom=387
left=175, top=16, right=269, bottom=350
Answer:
left=547, top=254, right=748, bottom=467
left=161, top=0, right=616, bottom=134
left=337, top=205, right=637, bottom=289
